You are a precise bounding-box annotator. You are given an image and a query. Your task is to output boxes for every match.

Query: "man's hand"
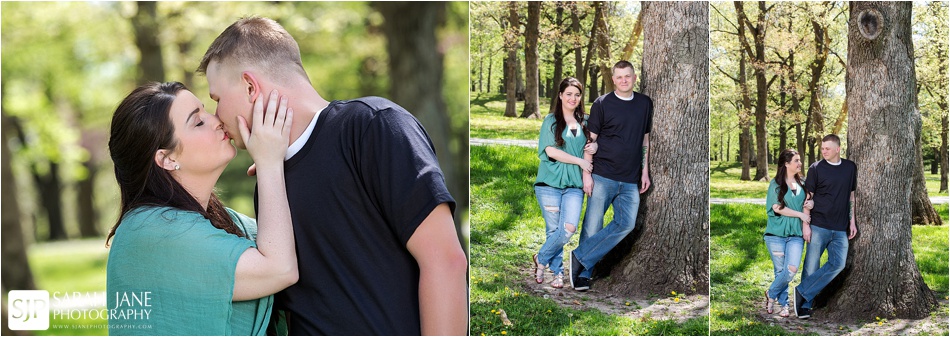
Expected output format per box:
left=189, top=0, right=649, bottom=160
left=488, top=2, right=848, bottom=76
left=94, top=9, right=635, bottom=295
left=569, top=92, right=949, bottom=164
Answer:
left=848, top=219, right=857, bottom=239
left=803, top=199, right=814, bottom=210
left=582, top=172, right=594, bottom=196
left=584, top=142, right=598, bottom=155
left=639, top=172, right=651, bottom=194
left=802, top=223, right=811, bottom=243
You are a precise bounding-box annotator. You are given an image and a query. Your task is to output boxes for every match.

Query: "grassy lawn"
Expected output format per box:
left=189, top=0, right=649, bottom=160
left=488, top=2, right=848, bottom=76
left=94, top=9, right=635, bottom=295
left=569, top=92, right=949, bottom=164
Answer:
left=471, top=144, right=708, bottom=336
left=711, top=161, right=949, bottom=199
left=710, top=203, right=949, bottom=336
left=28, top=238, right=110, bottom=336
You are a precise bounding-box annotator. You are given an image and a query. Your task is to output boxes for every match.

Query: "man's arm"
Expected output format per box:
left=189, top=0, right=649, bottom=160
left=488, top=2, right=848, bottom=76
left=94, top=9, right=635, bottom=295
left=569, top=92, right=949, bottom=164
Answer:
left=639, top=133, right=650, bottom=193
left=583, top=132, right=598, bottom=196
left=802, top=192, right=813, bottom=242
left=406, top=203, right=468, bottom=335
left=848, top=191, right=857, bottom=239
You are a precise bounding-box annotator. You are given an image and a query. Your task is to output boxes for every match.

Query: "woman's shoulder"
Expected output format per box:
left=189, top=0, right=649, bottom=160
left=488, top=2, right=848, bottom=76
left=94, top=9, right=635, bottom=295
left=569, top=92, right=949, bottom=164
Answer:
left=120, top=206, right=205, bottom=228
left=225, top=208, right=259, bottom=239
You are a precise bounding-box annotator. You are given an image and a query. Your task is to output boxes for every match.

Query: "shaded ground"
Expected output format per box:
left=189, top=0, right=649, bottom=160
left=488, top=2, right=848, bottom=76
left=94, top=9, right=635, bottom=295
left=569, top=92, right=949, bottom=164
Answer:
left=752, top=298, right=949, bottom=336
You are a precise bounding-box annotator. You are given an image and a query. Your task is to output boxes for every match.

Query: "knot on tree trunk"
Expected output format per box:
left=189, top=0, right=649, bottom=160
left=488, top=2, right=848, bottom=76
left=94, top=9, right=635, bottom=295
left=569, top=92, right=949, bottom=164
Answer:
left=857, top=8, right=883, bottom=41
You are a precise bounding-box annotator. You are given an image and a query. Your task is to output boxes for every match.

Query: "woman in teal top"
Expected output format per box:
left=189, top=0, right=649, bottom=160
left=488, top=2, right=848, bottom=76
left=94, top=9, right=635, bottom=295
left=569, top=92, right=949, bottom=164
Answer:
left=763, top=149, right=813, bottom=317
left=531, top=77, right=595, bottom=288
left=106, top=82, right=297, bottom=335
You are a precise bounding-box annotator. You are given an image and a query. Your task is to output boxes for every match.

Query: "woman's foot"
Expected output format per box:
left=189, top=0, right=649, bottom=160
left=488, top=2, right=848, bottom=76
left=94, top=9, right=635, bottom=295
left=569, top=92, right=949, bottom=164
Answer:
left=532, top=254, right=544, bottom=284
left=779, top=305, right=790, bottom=317
left=764, top=290, right=775, bottom=314
left=551, top=273, right=564, bottom=288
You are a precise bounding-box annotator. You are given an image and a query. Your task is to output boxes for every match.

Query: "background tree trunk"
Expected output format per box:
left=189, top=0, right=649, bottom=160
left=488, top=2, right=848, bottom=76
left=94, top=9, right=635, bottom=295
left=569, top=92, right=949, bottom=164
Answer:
left=132, top=1, right=165, bottom=84
left=374, top=2, right=468, bottom=251
left=599, top=1, right=709, bottom=296
left=504, top=1, right=520, bottom=117
left=1, top=113, right=36, bottom=300
left=822, top=1, right=937, bottom=320
left=520, top=2, right=541, bottom=119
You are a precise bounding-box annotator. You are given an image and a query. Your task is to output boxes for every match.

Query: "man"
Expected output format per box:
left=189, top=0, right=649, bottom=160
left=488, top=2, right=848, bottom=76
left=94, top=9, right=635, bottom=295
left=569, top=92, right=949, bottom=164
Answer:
left=794, top=134, right=857, bottom=319
left=197, top=17, right=468, bottom=335
left=569, top=60, right=653, bottom=291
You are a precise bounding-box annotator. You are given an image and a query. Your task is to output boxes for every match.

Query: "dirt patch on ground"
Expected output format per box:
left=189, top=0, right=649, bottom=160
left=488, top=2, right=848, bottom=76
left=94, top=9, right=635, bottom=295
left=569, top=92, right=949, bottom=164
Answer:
left=522, top=266, right=708, bottom=323
left=754, top=298, right=949, bottom=336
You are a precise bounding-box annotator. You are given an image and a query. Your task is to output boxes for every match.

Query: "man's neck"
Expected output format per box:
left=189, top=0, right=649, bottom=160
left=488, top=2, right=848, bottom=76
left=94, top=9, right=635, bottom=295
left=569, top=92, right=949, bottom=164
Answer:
left=614, top=90, right=634, bottom=100
left=825, top=157, right=841, bottom=164
left=280, top=85, right=330, bottom=146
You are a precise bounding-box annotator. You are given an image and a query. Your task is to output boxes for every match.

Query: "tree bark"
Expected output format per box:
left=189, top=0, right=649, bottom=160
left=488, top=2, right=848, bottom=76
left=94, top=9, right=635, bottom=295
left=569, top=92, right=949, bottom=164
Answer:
left=805, top=7, right=831, bottom=163
left=823, top=1, right=937, bottom=320
left=620, top=8, right=644, bottom=62
left=1, top=114, right=36, bottom=294
left=571, top=2, right=585, bottom=86
left=911, top=108, right=941, bottom=225
left=374, top=2, right=468, bottom=246
left=942, top=113, right=948, bottom=192
left=504, top=1, right=519, bottom=117
left=548, top=2, right=565, bottom=114
left=583, top=2, right=604, bottom=102
left=734, top=7, right=753, bottom=180
left=595, top=2, right=614, bottom=94
left=734, top=1, right=771, bottom=181
left=132, top=1, right=165, bottom=84
left=600, top=1, right=709, bottom=296
left=520, top=1, right=541, bottom=119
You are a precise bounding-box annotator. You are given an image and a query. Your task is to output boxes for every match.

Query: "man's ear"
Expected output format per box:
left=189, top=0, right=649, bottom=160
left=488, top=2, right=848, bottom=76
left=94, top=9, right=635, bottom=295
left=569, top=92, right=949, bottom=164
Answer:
left=154, top=149, right=177, bottom=171
left=242, top=71, right=262, bottom=104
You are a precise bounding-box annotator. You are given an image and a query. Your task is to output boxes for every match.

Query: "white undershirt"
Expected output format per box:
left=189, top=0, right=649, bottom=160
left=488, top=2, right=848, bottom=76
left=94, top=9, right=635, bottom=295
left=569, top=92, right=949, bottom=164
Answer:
left=285, top=106, right=325, bottom=160
left=826, top=158, right=842, bottom=166
left=615, top=91, right=635, bottom=101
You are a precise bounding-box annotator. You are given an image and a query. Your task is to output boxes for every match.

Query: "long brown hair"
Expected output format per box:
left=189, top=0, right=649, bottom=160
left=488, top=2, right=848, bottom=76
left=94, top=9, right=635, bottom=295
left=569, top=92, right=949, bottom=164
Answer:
left=106, top=82, right=243, bottom=246
left=774, top=148, right=806, bottom=210
left=550, top=77, right=590, bottom=147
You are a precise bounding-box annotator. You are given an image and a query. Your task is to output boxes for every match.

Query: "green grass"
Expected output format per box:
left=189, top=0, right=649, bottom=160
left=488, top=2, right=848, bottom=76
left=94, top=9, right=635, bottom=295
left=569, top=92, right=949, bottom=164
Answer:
left=28, top=238, right=109, bottom=336
left=709, top=203, right=949, bottom=336
left=471, top=144, right=707, bottom=336
left=711, top=161, right=949, bottom=199
left=470, top=92, right=545, bottom=140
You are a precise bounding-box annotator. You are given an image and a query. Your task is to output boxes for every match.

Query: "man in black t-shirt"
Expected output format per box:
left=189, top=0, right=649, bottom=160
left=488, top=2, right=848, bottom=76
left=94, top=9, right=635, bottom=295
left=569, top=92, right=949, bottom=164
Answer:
left=793, top=134, right=857, bottom=320
left=197, top=17, right=468, bottom=335
left=568, top=61, right=653, bottom=291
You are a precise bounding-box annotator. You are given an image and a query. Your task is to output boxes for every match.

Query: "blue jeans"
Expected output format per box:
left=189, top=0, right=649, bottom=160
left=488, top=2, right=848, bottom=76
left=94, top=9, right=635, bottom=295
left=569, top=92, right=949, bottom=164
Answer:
left=535, top=185, right=584, bottom=275
left=574, top=174, right=641, bottom=278
left=798, top=226, right=848, bottom=309
left=764, top=235, right=804, bottom=306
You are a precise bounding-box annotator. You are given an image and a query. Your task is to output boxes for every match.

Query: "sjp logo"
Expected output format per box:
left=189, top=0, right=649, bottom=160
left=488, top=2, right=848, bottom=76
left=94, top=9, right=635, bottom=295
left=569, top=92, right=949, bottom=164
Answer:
left=7, top=290, right=49, bottom=330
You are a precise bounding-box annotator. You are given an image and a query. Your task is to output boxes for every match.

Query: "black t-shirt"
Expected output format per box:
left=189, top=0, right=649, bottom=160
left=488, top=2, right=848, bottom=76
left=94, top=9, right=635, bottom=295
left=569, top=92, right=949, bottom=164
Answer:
left=255, top=97, right=456, bottom=335
left=804, top=158, right=857, bottom=231
left=587, top=91, right=654, bottom=184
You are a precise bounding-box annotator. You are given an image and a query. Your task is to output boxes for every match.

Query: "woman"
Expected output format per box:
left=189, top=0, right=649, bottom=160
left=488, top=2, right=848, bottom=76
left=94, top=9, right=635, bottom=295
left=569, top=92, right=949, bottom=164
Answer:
left=531, top=77, right=595, bottom=288
left=763, top=148, right=812, bottom=317
left=106, top=82, right=296, bottom=335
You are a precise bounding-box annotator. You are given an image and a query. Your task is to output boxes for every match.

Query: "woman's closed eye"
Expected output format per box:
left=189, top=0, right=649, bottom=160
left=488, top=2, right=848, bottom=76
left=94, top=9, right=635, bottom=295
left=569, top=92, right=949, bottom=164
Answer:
left=196, top=120, right=205, bottom=127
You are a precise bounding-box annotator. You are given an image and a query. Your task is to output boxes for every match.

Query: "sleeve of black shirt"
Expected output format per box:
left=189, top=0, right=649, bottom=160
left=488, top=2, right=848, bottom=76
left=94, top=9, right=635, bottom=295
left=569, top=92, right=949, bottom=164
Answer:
left=359, top=108, right=457, bottom=245
left=644, top=96, right=654, bottom=134
left=850, top=161, right=857, bottom=192
left=804, top=162, right=818, bottom=195
left=588, top=98, right=604, bottom=135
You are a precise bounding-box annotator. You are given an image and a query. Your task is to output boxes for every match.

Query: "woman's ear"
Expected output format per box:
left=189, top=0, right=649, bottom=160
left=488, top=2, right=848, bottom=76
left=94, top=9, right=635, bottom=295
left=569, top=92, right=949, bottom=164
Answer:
left=242, top=71, right=262, bottom=104
left=154, top=149, right=178, bottom=171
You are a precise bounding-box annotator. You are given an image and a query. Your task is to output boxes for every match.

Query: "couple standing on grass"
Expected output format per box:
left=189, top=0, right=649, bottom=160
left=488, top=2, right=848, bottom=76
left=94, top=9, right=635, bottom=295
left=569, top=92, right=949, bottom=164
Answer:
left=530, top=60, right=653, bottom=291
left=104, top=17, right=468, bottom=335
left=763, top=135, right=857, bottom=318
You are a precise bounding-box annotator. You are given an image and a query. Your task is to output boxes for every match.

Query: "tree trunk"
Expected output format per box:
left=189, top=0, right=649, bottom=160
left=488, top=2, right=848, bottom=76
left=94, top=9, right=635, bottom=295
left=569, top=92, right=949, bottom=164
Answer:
left=548, top=3, right=565, bottom=114
left=806, top=12, right=830, bottom=161
left=620, top=8, right=644, bottom=62
left=520, top=2, right=541, bottom=119
left=600, top=1, right=709, bottom=296
left=583, top=2, right=604, bottom=102
left=595, top=2, right=614, bottom=94
left=911, top=108, right=941, bottom=225
left=374, top=2, right=468, bottom=246
left=571, top=3, right=584, bottom=85
left=824, top=2, right=937, bottom=320
left=751, top=2, right=769, bottom=181
left=735, top=9, right=753, bottom=180
left=588, top=66, right=600, bottom=102
left=504, top=1, right=519, bottom=117
left=132, top=1, right=165, bottom=84
left=1, top=114, right=36, bottom=293
left=942, top=113, right=948, bottom=192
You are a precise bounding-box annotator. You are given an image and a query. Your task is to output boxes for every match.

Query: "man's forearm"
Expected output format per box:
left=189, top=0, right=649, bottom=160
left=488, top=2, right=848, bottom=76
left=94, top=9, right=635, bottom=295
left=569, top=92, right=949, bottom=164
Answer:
left=418, top=261, right=468, bottom=335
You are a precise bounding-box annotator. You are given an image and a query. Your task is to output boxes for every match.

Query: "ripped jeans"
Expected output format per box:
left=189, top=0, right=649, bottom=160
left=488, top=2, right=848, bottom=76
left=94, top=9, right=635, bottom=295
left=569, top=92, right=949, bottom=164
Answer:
left=763, top=235, right=804, bottom=306
left=535, top=185, right=584, bottom=275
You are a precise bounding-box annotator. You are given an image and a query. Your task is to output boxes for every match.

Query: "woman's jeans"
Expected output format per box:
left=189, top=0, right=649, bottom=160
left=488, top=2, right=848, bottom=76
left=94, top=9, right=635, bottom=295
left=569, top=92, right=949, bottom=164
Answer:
left=763, top=235, right=804, bottom=306
left=534, top=185, right=584, bottom=275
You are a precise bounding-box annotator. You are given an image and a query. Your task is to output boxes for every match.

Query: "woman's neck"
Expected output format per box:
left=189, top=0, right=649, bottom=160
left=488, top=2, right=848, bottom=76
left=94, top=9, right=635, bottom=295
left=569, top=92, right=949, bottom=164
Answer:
left=785, top=173, right=797, bottom=184
left=172, top=170, right=223, bottom=210
left=561, top=109, right=576, bottom=124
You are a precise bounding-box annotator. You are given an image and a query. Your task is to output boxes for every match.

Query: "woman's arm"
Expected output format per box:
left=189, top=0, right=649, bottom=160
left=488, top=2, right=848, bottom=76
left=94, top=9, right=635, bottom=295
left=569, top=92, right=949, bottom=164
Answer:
left=544, top=146, right=592, bottom=173
left=233, top=90, right=298, bottom=301
left=771, top=203, right=810, bottom=223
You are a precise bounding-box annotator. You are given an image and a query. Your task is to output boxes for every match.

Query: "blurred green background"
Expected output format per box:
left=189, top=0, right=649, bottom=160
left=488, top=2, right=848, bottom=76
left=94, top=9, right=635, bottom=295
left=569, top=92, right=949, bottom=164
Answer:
left=1, top=2, right=469, bottom=335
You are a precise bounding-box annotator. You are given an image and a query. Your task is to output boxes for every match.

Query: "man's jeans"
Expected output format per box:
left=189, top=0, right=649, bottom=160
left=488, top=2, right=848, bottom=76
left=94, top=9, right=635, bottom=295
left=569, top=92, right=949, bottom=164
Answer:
left=574, top=174, right=640, bottom=278
left=764, top=235, right=804, bottom=306
left=535, top=185, right=584, bottom=275
left=798, top=225, right=848, bottom=309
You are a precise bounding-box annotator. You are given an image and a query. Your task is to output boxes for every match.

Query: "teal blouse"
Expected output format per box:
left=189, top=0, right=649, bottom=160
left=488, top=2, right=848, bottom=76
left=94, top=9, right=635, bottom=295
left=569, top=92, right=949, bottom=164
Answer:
left=535, top=114, right=588, bottom=189
left=107, top=206, right=272, bottom=335
left=765, top=179, right=806, bottom=237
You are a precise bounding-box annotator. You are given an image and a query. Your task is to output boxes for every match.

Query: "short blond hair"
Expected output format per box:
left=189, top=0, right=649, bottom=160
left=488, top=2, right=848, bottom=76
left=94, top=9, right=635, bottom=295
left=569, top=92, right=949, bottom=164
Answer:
left=197, top=17, right=308, bottom=83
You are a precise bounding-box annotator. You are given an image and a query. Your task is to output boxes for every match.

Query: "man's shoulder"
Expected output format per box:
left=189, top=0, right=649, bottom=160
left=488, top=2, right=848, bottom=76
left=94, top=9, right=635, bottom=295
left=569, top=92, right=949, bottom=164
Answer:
left=633, top=91, right=653, bottom=104
left=841, top=158, right=857, bottom=168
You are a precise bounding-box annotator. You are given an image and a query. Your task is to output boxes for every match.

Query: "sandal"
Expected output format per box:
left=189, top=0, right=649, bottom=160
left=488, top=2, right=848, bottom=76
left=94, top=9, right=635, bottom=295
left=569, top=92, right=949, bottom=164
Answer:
left=551, top=273, right=564, bottom=288
left=764, top=290, right=776, bottom=314
left=532, top=254, right=544, bottom=284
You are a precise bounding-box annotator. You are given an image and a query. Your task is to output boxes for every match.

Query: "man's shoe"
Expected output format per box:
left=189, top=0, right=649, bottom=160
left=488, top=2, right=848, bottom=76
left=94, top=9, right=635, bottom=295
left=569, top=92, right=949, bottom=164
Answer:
left=793, top=286, right=804, bottom=317
left=570, top=251, right=584, bottom=289
left=574, top=277, right=591, bottom=291
left=798, top=307, right=811, bottom=319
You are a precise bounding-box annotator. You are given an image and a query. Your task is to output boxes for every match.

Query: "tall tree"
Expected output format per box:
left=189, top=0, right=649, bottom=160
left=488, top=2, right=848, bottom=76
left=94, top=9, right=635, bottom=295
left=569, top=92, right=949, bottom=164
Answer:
left=822, top=2, right=937, bottom=320
left=132, top=1, right=165, bottom=83
left=734, top=1, right=774, bottom=181
left=599, top=1, right=709, bottom=296
left=802, top=3, right=831, bottom=164
left=1, top=115, right=36, bottom=293
left=503, top=1, right=520, bottom=117
left=520, top=1, right=541, bottom=119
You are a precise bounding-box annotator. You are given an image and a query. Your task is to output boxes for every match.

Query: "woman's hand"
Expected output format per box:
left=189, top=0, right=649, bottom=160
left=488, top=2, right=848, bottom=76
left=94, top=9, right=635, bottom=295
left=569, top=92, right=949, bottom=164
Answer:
left=238, top=90, right=293, bottom=171
left=584, top=142, right=598, bottom=155
left=576, top=158, right=593, bottom=173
